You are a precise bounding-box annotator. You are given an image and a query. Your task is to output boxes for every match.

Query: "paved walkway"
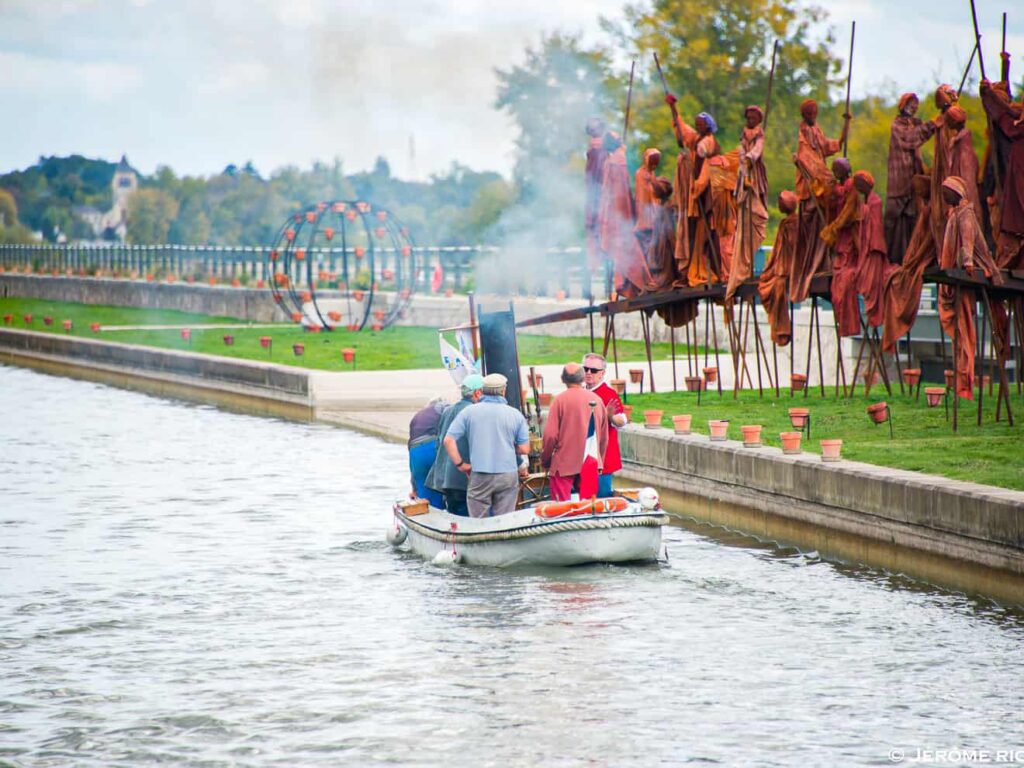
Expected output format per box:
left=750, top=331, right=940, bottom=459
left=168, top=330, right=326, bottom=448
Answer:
left=311, top=349, right=819, bottom=443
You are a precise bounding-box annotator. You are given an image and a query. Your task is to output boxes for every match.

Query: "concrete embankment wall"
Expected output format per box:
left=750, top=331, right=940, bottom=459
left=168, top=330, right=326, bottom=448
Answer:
left=0, top=328, right=313, bottom=418
left=618, top=426, right=1024, bottom=603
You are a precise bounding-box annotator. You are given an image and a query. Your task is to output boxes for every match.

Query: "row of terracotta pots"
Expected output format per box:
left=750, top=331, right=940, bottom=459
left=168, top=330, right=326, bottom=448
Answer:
left=641, top=411, right=843, bottom=461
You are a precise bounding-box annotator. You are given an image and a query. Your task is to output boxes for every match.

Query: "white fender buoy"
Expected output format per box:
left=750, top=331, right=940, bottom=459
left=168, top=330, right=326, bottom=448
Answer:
left=431, top=548, right=461, bottom=566
left=638, top=487, right=661, bottom=511
left=386, top=524, right=408, bottom=547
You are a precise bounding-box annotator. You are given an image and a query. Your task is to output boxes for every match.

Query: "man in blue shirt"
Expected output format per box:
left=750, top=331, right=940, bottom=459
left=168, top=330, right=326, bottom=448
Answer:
left=443, top=373, right=530, bottom=518
left=426, top=373, right=484, bottom=516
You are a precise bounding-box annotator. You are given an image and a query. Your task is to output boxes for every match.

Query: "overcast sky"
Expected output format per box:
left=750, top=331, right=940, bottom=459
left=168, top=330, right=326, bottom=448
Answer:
left=0, top=0, right=1020, bottom=180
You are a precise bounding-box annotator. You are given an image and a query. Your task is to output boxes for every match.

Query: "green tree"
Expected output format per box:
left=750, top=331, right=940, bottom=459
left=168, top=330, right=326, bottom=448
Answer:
left=0, top=188, right=17, bottom=229
left=127, top=188, right=180, bottom=244
left=494, top=32, right=617, bottom=250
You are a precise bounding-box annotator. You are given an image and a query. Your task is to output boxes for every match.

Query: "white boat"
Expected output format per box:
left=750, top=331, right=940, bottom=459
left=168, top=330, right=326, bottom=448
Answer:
left=388, top=488, right=668, bottom=567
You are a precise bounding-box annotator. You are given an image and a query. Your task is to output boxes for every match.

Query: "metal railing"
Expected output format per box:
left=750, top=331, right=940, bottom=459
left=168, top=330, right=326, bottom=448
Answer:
left=0, top=243, right=599, bottom=298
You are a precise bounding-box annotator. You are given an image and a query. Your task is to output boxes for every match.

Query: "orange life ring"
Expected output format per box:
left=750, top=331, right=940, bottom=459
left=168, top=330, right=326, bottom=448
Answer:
left=534, top=497, right=629, bottom=519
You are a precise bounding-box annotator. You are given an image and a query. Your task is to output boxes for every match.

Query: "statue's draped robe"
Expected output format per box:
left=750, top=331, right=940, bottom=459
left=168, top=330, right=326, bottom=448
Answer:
left=729, top=125, right=768, bottom=303
left=757, top=211, right=798, bottom=345
left=598, top=146, right=652, bottom=298
left=937, top=198, right=1003, bottom=399
left=820, top=179, right=861, bottom=337
left=585, top=137, right=608, bottom=272
left=791, top=122, right=841, bottom=302
left=689, top=147, right=738, bottom=286
left=884, top=114, right=935, bottom=264
left=882, top=179, right=935, bottom=352
left=856, top=191, right=891, bottom=329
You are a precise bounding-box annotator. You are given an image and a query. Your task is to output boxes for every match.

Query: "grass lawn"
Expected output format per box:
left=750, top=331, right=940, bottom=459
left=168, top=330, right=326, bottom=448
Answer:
left=0, top=297, right=703, bottom=372
left=625, top=387, right=1024, bottom=491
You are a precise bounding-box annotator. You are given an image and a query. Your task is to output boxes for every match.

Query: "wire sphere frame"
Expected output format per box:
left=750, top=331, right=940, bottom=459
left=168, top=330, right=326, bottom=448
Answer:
left=266, top=200, right=419, bottom=331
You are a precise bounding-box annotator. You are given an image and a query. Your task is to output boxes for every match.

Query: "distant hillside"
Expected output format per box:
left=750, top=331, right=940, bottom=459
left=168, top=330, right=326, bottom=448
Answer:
left=0, top=155, right=117, bottom=240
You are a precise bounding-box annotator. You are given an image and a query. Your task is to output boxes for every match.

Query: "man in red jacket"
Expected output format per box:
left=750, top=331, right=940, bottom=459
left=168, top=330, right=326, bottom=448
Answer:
left=541, top=363, right=609, bottom=501
left=582, top=352, right=625, bottom=497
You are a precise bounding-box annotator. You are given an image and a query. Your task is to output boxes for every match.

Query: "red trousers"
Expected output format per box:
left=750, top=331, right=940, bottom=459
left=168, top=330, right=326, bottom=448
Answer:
left=549, top=469, right=599, bottom=501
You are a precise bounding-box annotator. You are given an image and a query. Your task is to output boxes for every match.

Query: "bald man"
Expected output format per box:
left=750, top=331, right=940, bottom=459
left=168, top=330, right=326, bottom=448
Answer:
left=541, top=363, right=609, bottom=501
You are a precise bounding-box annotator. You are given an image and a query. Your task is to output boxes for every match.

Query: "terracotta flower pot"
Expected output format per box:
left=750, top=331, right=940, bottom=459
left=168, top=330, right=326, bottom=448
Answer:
left=328, top=311, right=342, bottom=322
left=223, top=335, right=234, bottom=346
left=538, top=392, right=554, bottom=408
left=867, top=402, right=889, bottom=424
left=22, top=314, right=33, bottom=324
left=791, top=373, right=807, bottom=391
left=62, top=319, right=72, bottom=331
left=610, top=379, right=626, bottom=395
left=43, top=316, right=53, bottom=326
left=342, top=348, right=356, bottom=364
left=622, top=405, right=633, bottom=421
left=944, top=369, right=955, bottom=389
left=925, top=386, right=945, bottom=407
left=741, top=424, right=762, bottom=446
left=166, top=274, right=177, bottom=283
left=981, top=374, right=991, bottom=389
left=293, top=343, right=305, bottom=356
left=259, top=336, right=272, bottom=349
left=702, top=366, right=718, bottom=384
left=528, top=372, right=543, bottom=390
left=89, top=322, right=100, bottom=333
left=291, top=312, right=302, bottom=323
left=3, top=314, right=12, bottom=325
left=371, top=323, right=383, bottom=332
left=180, top=329, right=191, bottom=341
left=779, top=431, right=802, bottom=454
left=353, top=290, right=364, bottom=302
left=862, top=370, right=880, bottom=386
left=788, top=407, right=809, bottom=429
left=629, top=368, right=644, bottom=384
left=820, top=439, right=843, bottom=462
left=643, top=409, right=664, bottom=429
left=231, top=278, right=241, bottom=288
left=708, top=420, right=729, bottom=441
left=902, top=368, right=921, bottom=387
left=294, top=249, right=306, bottom=261
left=672, top=414, right=692, bottom=434
left=374, top=310, right=386, bottom=322
left=685, top=375, right=702, bottom=392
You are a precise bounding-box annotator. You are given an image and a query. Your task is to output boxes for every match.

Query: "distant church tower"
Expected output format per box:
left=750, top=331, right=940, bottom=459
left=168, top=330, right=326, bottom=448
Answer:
left=103, top=154, right=137, bottom=240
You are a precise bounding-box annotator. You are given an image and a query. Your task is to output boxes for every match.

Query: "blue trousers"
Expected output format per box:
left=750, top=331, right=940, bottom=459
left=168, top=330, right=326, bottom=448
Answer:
left=409, top=440, right=445, bottom=508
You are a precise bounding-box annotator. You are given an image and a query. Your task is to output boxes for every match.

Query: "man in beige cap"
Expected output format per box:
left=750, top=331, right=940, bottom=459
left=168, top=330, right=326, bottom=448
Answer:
left=443, top=372, right=530, bottom=517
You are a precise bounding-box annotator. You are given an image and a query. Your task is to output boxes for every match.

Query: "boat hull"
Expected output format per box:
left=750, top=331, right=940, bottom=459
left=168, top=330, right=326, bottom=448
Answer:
left=393, top=505, right=666, bottom=567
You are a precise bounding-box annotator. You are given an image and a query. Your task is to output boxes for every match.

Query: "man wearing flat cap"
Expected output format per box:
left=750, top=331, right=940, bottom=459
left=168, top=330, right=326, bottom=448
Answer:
left=443, top=372, right=530, bottom=518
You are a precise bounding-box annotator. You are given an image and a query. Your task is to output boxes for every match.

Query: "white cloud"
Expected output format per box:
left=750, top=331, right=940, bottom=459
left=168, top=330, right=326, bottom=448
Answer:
left=0, top=51, right=143, bottom=102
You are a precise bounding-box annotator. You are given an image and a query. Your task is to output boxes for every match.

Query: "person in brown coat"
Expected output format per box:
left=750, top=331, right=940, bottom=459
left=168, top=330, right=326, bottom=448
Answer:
left=635, top=148, right=662, bottom=256
left=541, top=363, right=609, bottom=501
left=884, top=93, right=936, bottom=264
left=981, top=79, right=1024, bottom=269
left=937, top=176, right=1004, bottom=400
left=584, top=117, right=608, bottom=277
left=853, top=171, right=891, bottom=330
left=820, top=159, right=860, bottom=337
left=791, top=98, right=850, bottom=302
left=882, top=174, right=935, bottom=353
left=729, top=105, right=769, bottom=303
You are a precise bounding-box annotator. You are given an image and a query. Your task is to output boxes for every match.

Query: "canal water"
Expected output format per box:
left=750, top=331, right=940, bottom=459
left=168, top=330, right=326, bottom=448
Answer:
left=1, top=364, right=1022, bottom=767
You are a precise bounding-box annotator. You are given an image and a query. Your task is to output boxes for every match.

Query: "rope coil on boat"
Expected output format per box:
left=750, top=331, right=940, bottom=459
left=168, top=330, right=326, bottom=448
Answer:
left=398, top=513, right=669, bottom=544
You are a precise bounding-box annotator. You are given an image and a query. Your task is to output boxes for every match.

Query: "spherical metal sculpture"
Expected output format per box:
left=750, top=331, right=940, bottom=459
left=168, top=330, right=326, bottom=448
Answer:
left=266, top=200, right=419, bottom=330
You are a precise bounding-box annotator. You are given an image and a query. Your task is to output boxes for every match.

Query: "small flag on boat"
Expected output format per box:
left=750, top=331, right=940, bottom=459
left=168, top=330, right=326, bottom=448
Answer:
left=579, top=402, right=601, bottom=498
left=439, top=333, right=477, bottom=385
